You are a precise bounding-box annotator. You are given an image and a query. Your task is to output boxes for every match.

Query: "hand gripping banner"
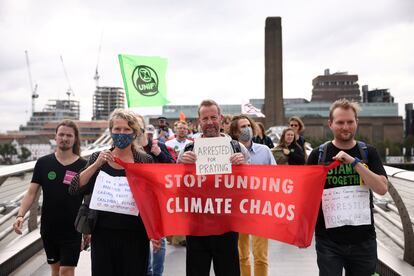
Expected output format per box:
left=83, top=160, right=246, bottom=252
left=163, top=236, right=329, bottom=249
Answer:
left=116, top=159, right=340, bottom=247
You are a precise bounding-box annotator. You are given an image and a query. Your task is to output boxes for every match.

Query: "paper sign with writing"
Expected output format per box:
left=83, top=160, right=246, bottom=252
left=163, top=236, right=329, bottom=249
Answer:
left=194, top=137, right=232, bottom=175
left=322, top=185, right=371, bottom=229
left=89, top=171, right=139, bottom=216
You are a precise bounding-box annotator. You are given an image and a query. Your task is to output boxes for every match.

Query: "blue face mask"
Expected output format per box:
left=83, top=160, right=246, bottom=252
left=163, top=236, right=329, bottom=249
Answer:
left=111, top=133, right=135, bottom=149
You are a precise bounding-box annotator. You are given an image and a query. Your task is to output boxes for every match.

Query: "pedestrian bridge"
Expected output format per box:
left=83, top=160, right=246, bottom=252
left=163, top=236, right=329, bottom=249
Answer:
left=1, top=145, right=414, bottom=275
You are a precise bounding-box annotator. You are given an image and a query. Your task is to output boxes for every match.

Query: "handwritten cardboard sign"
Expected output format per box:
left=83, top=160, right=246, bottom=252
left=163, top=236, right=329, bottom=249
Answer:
left=321, top=185, right=371, bottom=228
left=89, top=171, right=139, bottom=216
left=194, top=137, right=232, bottom=175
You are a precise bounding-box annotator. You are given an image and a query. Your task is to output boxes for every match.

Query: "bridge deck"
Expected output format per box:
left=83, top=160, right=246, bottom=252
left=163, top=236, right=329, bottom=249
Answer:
left=21, top=240, right=318, bottom=276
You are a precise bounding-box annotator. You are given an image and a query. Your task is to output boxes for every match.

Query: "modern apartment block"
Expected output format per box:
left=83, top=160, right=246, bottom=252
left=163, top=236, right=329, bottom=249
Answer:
left=311, top=69, right=361, bottom=102
left=92, top=86, right=125, bottom=120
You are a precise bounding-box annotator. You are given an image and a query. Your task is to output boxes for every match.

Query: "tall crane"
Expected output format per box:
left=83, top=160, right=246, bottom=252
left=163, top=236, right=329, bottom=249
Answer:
left=25, top=50, right=39, bottom=115
left=60, top=55, right=74, bottom=101
left=94, top=34, right=103, bottom=88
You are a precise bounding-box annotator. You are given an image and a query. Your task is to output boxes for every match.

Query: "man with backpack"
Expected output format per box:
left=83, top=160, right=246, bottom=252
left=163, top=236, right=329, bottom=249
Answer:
left=178, top=99, right=250, bottom=276
left=307, top=99, right=388, bottom=276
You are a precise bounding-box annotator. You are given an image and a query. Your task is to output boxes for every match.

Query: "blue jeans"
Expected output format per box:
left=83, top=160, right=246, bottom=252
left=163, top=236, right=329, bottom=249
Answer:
left=147, top=237, right=166, bottom=276
left=315, top=235, right=377, bottom=276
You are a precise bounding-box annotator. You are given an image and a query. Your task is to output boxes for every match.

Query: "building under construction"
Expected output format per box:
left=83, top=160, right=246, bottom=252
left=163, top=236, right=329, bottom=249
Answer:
left=92, top=86, right=125, bottom=120
left=19, top=99, right=80, bottom=132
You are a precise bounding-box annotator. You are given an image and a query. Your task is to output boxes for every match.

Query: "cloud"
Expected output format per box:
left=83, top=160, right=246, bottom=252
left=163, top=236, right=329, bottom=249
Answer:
left=1, top=0, right=413, bottom=132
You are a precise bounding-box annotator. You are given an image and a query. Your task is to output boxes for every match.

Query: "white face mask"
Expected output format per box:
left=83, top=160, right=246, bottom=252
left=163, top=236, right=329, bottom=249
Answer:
left=239, top=127, right=253, bottom=142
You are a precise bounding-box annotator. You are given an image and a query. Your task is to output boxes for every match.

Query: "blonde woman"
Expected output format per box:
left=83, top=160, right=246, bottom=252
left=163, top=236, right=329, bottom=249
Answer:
left=70, top=109, right=159, bottom=276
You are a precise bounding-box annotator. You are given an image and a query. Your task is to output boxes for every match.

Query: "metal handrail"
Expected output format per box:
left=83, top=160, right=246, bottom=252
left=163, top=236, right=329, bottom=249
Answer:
left=0, top=143, right=413, bottom=270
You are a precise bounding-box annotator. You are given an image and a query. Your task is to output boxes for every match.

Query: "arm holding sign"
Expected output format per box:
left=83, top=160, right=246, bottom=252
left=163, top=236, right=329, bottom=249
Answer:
left=232, top=141, right=250, bottom=164
left=333, top=150, right=388, bottom=195
left=69, top=150, right=113, bottom=195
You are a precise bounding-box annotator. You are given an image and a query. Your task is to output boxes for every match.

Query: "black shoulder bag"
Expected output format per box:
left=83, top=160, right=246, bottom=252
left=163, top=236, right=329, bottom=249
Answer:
left=74, top=194, right=98, bottom=234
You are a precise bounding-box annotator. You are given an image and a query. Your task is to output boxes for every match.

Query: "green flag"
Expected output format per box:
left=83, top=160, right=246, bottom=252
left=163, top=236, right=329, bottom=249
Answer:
left=118, top=54, right=169, bottom=107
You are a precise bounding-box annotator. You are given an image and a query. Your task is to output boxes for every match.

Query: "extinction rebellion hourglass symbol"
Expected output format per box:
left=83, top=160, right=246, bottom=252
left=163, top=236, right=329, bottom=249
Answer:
left=131, top=65, right=159, bottom=96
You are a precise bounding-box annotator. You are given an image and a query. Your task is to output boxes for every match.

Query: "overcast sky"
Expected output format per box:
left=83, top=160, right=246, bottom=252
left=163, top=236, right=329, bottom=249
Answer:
left=1, top=0, right=413, bottom=132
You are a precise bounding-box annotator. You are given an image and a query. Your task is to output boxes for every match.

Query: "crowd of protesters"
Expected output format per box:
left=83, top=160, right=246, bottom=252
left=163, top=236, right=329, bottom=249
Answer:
left=13, top=98, right=387, bottom=276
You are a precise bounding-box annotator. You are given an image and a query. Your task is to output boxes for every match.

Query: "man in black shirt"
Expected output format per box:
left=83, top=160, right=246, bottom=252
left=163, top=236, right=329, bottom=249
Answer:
left=307, top=99, right=388, bottom=276
left=14, top=120, right=87, bottom=276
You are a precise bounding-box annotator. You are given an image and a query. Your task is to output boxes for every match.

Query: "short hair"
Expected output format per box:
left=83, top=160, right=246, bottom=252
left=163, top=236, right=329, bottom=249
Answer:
left=329, top=98, right=360, bottom=121
left=288, top=116, right=305, bottom=132
left=174, top=121, right=188, bottom=132
left=55, top=120, right=81, bottom=156
left=228, top=115, right=257, bottom=140
left=197, top=99, right=221, bottom=116
left=109, top=108, right=142, bottom=151
left=278, top=127, right=296, bottom=148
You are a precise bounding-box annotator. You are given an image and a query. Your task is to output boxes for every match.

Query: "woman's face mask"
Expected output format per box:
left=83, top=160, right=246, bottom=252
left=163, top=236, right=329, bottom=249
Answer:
left=239, top=127, right=253, bottom=142
left=111, top=133, right=136, bottom=149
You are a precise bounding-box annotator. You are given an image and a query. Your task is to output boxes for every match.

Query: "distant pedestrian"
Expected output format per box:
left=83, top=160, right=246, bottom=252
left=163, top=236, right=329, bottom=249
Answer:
left=307, top=99, right=388, bottom=276
left=252, top=122, right=274, bottom=149
left=165, top=121, right=192, bottom=156
left=272, top=127, right=305, bottom=165
left=288, top=116, right=307, bottom=158
left=14, top=120, right=87, bottom=276
left=154, top=116, right=174, bottom=142
left=221, top=114, right=233, bottom=134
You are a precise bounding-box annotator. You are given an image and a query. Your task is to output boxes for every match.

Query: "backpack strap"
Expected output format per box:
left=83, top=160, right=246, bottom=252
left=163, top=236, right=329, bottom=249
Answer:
left=356, top=141, right=369, bottom=163
left=318, top=141, right=330, bottom=164
left=230, top=140, right=241, bottom=153
left=184, top=142, right=194, bottom=152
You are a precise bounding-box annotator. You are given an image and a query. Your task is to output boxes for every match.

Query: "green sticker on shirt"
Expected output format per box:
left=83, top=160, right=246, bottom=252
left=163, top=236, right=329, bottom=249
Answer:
left=48, top=171, right=57, bottom=180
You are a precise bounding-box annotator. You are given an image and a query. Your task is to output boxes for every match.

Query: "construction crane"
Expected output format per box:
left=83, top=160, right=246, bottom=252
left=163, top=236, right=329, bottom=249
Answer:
left=94, top=33, right=103, bottom=88
left=60, top=55, right=74, bottom=101
left=24, top=50, right=39, bottom=115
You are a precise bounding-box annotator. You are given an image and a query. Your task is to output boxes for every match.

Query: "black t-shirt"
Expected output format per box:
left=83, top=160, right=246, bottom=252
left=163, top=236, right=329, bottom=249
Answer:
left=307, top=142, right=387, bottom=244
left=287, top=143, right=305, bottom=165
left=31, top=153, right=86, bottom=238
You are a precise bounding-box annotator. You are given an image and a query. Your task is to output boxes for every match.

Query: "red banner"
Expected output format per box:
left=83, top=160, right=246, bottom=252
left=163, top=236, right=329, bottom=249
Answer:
left=116, top=159, right=339, bottom=248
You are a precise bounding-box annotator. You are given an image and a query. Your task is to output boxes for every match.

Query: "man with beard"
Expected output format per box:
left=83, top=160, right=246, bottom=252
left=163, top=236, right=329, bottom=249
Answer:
left=307, top=99, right=388, bottom=276
left=178, top=99, right=250, bottom=276
left=14, top=120, right=87, bottom=276
left=228, top=115, right=276, bottom=276
left=166, top=121, right=192, bottom=156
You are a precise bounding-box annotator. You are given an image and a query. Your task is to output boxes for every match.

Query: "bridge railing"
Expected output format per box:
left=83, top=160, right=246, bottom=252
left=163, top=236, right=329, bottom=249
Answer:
left=0, top=145, right=413, bottom=274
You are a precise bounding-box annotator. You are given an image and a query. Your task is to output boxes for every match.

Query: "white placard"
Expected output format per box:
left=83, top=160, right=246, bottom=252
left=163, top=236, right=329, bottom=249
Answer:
left=321, top=185, right=371, bottom=229
left=194, top=137, right=232, bottom=175
left=89, top=171, right=139, bottom=216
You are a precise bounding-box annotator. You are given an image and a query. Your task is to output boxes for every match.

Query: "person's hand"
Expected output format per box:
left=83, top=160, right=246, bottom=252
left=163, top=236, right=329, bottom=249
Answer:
left=150, top=139, right=161, bottom=156
left=230, top=152, right=246, bottom=165
left=159, top=130, right=167, bottom=138
left=151, top=239, right=161, bottom=252
left=282, top=148, right=290, bottom=155
left=332, top=151, right=353, bottom=164
left=179, top=151, right=197, bottom=163
left=13, top=216, right=24, bottom=235
left=97, top=150, right=113, bottom=166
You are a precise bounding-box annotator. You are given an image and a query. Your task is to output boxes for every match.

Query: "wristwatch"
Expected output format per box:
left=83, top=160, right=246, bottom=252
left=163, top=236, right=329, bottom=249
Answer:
left=351, top=157, right=361, bottom=167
